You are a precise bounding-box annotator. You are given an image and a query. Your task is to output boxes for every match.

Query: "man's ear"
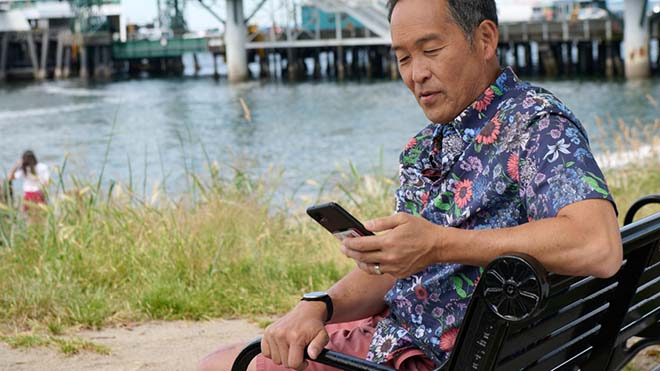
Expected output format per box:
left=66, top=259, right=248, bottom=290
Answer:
left=474, top=20, right=499, bottom=60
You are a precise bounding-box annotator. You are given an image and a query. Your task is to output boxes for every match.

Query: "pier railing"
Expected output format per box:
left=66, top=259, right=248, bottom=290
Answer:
left=500, top=18, right=623, bottom=43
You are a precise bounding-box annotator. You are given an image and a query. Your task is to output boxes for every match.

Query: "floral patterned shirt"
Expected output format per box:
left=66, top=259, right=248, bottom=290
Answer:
left=366, top=67, right=615, bottom=366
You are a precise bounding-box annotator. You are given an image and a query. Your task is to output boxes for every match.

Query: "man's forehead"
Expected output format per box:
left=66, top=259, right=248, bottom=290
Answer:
left=389, top=0, right=454, bottom=40
left=390, top=0, right=448, bottom=21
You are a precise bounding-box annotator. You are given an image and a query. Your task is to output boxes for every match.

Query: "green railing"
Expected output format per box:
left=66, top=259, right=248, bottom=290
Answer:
left=112, top=37, right=209, bottom=60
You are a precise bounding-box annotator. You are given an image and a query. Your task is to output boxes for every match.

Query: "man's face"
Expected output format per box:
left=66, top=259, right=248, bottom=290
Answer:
left=391, top=0, right=489, bottom=124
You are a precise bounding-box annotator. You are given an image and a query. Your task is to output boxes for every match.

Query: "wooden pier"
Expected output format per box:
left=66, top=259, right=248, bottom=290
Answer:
left=2, top=0, right=660, bottom=82
left=0, top=29, right=113, bottom=81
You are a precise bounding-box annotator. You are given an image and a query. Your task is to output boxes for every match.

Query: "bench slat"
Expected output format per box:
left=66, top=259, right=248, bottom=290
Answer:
left=617, top=298, right=660, bottom=347
left=499, top=291, right=614, bottom=359
left=510, top=276, right=618, bottom=331
left=526, top=342, right=594, bottom=371
left=495, top=306, right=606, bottom=370
left=496, top=321, right=601, bottom=370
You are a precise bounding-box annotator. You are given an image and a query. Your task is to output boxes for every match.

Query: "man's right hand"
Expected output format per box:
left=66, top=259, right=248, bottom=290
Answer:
left=261, top=301, right=330, bottom=370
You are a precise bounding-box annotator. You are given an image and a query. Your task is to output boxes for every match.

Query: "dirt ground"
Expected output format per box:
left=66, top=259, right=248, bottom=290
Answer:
left=0, top=320, right=657, bottom=371
left=0, top=320, right=262, bottom=371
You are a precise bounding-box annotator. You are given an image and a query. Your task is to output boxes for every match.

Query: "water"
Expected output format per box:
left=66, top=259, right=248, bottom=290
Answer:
left=1, top=74, right=659, bottom=200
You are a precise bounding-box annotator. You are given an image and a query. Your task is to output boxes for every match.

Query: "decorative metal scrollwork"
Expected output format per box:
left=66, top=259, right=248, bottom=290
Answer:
left=482, top=254, right=549, bottom=322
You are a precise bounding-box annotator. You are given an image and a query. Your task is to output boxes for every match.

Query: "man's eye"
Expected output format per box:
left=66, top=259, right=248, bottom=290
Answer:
left=424, top=48, right=442, bottom=55
left=398, top=56, right=410, bottom=64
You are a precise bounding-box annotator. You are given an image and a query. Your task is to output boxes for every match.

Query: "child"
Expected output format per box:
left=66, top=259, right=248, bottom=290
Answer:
left=9, top=150, right=50, bottom=211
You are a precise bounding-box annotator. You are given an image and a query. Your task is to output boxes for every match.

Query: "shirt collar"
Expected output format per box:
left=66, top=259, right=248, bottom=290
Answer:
left=432, top=67, right=520, bottom=142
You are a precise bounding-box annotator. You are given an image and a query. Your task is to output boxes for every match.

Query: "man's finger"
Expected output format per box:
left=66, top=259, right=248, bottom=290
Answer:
left=356, top=260, right=369, bottom=272
left=343, top=247, right=382, bottom=264
left=268, top=340, right=282, bottom=365
left=287, top=343, right=306, bottom=371
left=278, top=343, right=290, bottom=368
left=342, top=234, right=383, bottom=252
left=364, top=213, right=407, bottom=232
left=261, top=337, right=271, bottom=359
left=307, top=330, right=330, bottom=360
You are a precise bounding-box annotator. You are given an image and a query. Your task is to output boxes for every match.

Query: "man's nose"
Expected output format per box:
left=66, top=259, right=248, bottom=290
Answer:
left=411, top=59, right=432, bottom=84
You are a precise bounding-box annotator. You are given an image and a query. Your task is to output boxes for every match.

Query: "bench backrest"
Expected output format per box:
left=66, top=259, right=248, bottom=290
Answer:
left=445, top=212, right=660, bottom=371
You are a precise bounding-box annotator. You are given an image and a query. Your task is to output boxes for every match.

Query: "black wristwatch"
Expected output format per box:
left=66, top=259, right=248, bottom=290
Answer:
left=301, top=291, right=333, bottom=323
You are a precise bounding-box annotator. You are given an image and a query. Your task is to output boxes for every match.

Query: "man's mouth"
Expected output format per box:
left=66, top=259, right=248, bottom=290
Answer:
left=419, top=91, right=440, bottom=104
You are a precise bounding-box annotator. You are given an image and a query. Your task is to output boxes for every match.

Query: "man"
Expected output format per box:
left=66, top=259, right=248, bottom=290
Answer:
left=198, top=0, right=622, bottom=370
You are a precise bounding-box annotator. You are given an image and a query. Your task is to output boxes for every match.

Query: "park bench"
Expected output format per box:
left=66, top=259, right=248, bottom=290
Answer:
left=232, top=194, right=660, bottom=371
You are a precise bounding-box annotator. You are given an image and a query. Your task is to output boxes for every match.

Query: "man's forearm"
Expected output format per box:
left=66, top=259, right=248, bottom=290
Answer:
left=327, top=267, right=396, bottom=323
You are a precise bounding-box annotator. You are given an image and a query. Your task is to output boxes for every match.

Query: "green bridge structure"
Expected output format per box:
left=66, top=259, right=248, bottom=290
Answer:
left=112, top=38, right=211, bottom=60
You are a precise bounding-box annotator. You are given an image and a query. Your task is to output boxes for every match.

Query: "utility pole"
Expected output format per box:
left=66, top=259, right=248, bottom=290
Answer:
left=156, top=0, right=162, bottom=29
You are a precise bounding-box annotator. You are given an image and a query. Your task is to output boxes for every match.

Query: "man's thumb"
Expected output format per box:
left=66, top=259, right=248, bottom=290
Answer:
left=306, top=330, right=329, bottom=360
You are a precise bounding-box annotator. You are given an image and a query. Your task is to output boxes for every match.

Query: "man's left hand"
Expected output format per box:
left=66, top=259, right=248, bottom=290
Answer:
left=341, top=213, right=444, bottom=279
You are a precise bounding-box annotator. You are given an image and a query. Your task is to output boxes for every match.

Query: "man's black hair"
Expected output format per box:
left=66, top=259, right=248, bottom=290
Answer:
left=387, top=0, right=498, bottom=39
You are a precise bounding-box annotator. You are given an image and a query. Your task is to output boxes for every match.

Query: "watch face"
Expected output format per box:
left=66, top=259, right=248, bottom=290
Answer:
left=303, top=291, right=327, bottom=300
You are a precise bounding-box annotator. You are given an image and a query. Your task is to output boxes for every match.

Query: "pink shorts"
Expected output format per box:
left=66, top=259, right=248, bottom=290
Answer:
left=23, top=191, right=45, bottom=212
left=256, top=314, right=435, bottom=371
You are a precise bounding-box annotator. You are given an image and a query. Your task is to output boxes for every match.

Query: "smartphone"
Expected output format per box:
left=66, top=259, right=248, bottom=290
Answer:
left=306, top=202, right=374, bottom=241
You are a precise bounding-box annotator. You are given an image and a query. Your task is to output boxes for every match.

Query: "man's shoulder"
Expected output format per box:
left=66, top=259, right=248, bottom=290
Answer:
left=501, top=80, right=581, bottom=128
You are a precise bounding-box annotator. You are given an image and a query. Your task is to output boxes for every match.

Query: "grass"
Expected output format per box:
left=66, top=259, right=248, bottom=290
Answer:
left=592, top=115, right=660, bottom=222
left=0, top=159, right=394, bottom=333
left=0, top=333, right=110, bottom=355
left=0, top=127, right=657, bottom=357
left=622, top=346, right=660, bottom=371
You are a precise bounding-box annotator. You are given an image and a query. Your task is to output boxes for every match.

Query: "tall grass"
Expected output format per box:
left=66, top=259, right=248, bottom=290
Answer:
left=0, top=157, right=396, bottom=333
left=592, top=114, right=660, bottom=222
left=0, top=128, right=657, bottom=335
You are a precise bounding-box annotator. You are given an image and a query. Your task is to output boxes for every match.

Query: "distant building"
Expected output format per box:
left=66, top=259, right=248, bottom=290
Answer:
left=301, top=5, right=365, bottom=33
left=0, top=0, right=125, bottom=41
left=495, top=0, right=647, bottom=22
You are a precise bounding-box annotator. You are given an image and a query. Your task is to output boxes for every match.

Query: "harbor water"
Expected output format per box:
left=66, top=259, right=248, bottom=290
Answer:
left=1, top=72, right=659, bottom=201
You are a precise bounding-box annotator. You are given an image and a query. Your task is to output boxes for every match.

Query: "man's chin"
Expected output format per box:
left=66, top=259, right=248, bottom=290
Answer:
left=422, top=110, right=446, bottom=124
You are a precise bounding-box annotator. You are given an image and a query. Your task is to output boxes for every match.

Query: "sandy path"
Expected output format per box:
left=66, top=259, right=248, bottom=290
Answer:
left=1, top=320, right=657, bottom=370
left=0, top=320, right=262, bottom=371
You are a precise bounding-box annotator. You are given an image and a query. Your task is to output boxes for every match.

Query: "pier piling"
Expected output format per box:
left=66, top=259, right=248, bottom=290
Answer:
left=38, top=29, right=49, bottom=80
left=225, top=0, right=249, bottom=82
left=63, top=46, right=71, bottom=78
left=26, top=32, right=39, bottom=80
left=55, top=32, right=64, bottom=79
left=79, top=42, right=89, bottom=79
left=0, top=33, right=8, bottom=81
left=336, top=46, right=345, bottom=81
left=624, top=0, right=651, bottom=78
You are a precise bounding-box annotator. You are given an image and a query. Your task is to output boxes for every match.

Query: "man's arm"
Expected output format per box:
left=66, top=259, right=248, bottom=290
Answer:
left=342, top=198, right=622, bottom=279
left=260, top=267, right=395, bottom=370
left=327, top=267, right=396, bottom=323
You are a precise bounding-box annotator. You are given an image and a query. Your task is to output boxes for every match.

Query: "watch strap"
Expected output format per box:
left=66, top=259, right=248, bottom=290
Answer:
left=301, top=292, right=333, bottom=323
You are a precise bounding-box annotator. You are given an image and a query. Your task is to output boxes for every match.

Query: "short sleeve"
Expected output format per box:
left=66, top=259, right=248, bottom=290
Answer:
left=36, top=163, right=50, bottom=184
left=13, top=168, right=24, bottom=180
left=519, top=113, right=615, bottom=220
